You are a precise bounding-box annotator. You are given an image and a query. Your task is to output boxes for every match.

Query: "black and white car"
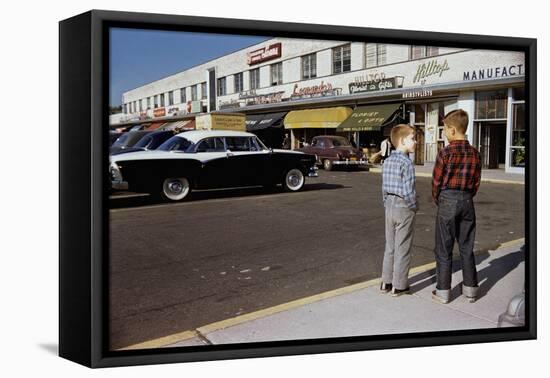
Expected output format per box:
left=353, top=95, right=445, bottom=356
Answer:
left=110, top=130, right=318, bottom=201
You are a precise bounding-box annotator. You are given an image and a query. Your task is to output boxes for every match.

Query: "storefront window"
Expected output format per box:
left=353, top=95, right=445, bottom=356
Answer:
left=513, top=87, right=525, bottom=101
left=510, top=103, right=525, bottom=167
left=475, top=90, right=508, bottom=119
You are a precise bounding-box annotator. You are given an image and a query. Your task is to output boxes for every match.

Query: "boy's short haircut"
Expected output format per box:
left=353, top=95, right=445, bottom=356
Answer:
left=443, top=109, right=469, bottom=134
left=390, top=124, right=415, bottom=148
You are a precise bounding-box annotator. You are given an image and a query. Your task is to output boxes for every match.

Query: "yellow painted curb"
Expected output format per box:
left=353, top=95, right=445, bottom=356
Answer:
left=119, top=237, right=525, bottom=350
left=118, top=330, right=199, bottom=350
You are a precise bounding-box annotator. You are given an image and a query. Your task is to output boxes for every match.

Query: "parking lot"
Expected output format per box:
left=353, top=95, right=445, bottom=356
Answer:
left=109, top=169, right=525, bottom=350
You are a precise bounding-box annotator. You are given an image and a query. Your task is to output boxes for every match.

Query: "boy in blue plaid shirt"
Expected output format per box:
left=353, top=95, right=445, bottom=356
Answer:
left=380, top=124, right=418, bottom=296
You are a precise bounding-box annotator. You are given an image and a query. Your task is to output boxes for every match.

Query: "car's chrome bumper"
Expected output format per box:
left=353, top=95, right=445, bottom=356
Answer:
left=308, top=166, right=319, bottom=177
left=111, top=180, right=129, bottom=190
left=332, top=159, right=368, bottom=166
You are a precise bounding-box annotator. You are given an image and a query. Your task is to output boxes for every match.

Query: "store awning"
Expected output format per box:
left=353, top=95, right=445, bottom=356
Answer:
left=284, top=107, right=352, bottom=129
left=337, top=103, right=402, bottom=132
left=160, top=120, right=195, bottom=131
left=246, top=112, right=287, bottom=131
left=144, top=122, right=165, bottom=131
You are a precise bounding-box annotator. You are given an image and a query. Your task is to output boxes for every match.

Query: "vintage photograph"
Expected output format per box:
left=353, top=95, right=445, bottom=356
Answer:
left=108, top=28, right=526, bottom=351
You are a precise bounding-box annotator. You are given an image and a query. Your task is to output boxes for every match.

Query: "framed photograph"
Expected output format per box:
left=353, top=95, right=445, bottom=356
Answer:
left=59, top=9, right=536, bottom=368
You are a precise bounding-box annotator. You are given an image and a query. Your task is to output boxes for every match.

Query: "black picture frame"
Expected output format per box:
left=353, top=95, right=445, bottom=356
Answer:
left=59, top=9, right=537, bottom=368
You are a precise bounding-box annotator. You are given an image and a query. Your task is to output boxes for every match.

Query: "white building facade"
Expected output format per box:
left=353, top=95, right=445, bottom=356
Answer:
left=119, top=37, right=526, bottom=173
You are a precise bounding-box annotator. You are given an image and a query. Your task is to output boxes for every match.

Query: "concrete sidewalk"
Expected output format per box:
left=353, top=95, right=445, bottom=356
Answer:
left=142, top=239, right=525, bottom=349
left=369, top=162, right=524, bottom=185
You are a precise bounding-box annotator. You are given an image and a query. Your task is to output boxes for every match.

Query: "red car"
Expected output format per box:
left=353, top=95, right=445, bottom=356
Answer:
left=298, top=135, right=368, bottom=170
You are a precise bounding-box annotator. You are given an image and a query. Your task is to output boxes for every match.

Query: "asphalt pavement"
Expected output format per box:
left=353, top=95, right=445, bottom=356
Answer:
left=109, top=168, right=525, bottom=350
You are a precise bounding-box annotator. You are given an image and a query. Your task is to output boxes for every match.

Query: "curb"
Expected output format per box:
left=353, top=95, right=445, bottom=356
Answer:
left=118, top=237, right=525, bottom=350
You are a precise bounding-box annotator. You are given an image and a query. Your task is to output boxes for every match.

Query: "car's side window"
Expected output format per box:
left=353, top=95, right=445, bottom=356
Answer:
left=225, top=137, right=252, bottom=152
left=249, top=137, right=260, bottom=151
left=196, top=137, right=225, bottom=152
left=317, top=139, right=325, bottom=148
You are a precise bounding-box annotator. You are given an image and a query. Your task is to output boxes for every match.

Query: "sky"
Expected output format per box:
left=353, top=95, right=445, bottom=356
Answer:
left=109, top=28, right=269, bottom=107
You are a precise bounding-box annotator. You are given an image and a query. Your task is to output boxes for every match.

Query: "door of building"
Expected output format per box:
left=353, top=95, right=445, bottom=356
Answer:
left=475, top=121, right=506, bottom=169
left=414, top=126, right=425, bottom=165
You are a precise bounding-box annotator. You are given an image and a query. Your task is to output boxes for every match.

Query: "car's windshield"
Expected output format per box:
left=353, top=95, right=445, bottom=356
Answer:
left=331, top=137, right=351, bottom=147
left=135, top=132, right=172, bottom=149
left=134, top=135, right=153, bottom=149
left=112, top=133, right=129, bottom=147
left=157, top=136, right=192, bottom=152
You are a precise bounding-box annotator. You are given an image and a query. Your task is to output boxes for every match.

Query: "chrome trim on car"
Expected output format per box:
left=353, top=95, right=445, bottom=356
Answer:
left=308, top=166, right=319, bottom=177
left=332, top=159, right=368, bottom=166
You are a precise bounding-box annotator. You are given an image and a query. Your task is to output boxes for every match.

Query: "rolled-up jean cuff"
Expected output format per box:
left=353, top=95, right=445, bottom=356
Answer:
left=462, top=284, right=479, bottom=298
left=436, top=289, right=450, bottom=302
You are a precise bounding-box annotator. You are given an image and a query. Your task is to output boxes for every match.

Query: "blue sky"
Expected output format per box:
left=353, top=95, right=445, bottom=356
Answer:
left=109, top=28, right=268, bottom=107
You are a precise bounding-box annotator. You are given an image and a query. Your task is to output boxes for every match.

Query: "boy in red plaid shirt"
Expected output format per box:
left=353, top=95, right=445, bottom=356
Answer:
left=432, top=109, right=481, bottom=304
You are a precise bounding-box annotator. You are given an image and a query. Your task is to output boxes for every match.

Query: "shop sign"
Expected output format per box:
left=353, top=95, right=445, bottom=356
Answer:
left=290, top=82, right=342, bottom=100
left=349, top=76, right=404, bottom=94
left=153, top=107, right=166, bottom=117
left=219, top=101, right=242, bottom=110
left=246, top=91, right=285, bottom=106
left=402, top=89, right=433, bottom=99
left=413, top=59, right=450, bottom=84
left=239, top=90, right=258, bottom=100
left=196, top=113, right=246, bottom=131
left=186, top=101, right=202, bottom=114
left=167, top=107, right=181, bottom=115
left=247, top=43, right=282, bottom=65
left=463, top=64, right=524, bottom=81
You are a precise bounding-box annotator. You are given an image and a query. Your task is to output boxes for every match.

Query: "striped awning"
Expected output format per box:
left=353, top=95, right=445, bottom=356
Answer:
left=144, top=122, right=165, bottom=131
left=284, top=107, right=352, bottom=129
left=246, top=112, right=287, bottom=131
left=337, top=103, right=402, bottom=132
left=160, top=120, right=195, bottom=131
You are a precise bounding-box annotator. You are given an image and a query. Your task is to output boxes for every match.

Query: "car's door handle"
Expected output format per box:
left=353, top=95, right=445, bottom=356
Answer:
left=226, top=152, right=234, bottom=157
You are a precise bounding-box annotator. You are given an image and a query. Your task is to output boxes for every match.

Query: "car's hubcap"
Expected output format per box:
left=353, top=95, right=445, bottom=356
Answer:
left=168, top=181, right=183, bottom=194
left=286, top=169, right=304, bottom=191
left=163, top=178, right=189, bottom=200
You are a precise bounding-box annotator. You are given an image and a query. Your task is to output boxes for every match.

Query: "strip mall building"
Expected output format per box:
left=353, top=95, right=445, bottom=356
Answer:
left=114, top=38, right=526, bottom=173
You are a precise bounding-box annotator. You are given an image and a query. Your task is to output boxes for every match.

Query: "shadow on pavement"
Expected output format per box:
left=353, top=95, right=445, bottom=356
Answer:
left=409, top=246, right=524, bottom=301
left=109, top=182, right=346, bottom=209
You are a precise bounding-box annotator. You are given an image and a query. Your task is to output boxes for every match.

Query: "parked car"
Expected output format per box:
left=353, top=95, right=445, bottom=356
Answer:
left=109, top=131, right=122, bottom=146
left=110, top=130, right=151, bottom=154
left=110, top=130, right=318, bottom=201
left=297, top=135, right=368, bottom=170
left=111, top=130, right=175, bottom=155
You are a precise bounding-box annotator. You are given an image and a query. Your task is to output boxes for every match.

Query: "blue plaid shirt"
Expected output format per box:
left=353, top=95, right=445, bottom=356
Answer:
left=382, top=150, right=417, bottom=210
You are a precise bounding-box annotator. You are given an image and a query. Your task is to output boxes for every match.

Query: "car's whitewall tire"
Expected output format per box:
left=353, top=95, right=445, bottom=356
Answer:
left=283, top=168, right=305, bottom=192
left=161, top=177, right=191, bottom=201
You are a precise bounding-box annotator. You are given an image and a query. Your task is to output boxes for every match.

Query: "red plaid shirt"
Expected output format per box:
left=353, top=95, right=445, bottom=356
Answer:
left=432, top=140, right=481, bottom=201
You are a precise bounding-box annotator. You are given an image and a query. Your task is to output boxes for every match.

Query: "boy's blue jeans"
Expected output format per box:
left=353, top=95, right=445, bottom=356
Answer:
left=434, top=190, right=479, bottom=298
